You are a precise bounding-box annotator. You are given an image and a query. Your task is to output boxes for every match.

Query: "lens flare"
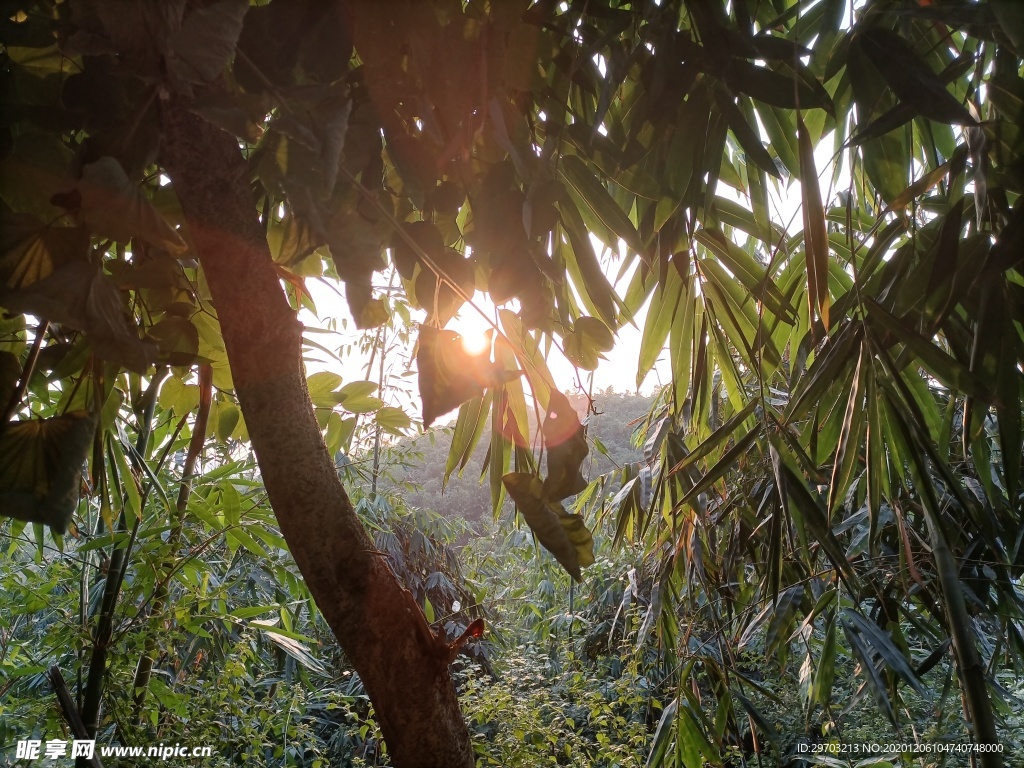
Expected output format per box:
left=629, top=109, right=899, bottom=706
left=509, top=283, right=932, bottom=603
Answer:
left=460, top=329, right=491, bottom=356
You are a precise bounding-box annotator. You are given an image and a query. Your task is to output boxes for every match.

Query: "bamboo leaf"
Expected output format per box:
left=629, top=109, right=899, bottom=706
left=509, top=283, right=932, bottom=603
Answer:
left=669, top=400, right=759, bottom=477
left=779, top=461, right=859, bottom=589
left=798, top=114, right=830, bottom=330
left=557, top=201, right=618, bottom=328
left=786, top=323, right=861, bottom=420
left=841, top=615, right=898, bottom=727
left=637, top=266, right=683, bottom=388
left=679, top=425, right=760, bottom=506
left=110, top=436, right=142, bottom=520
left=714, top=89, right=782, bottom=179
left=444, top=394, right=490, bottom=486
left=813, top=615, right=838, bottom=707
left=827, top=343, right=865, bottom=514
left=723, top=60, right=833, bottom=113
left=864, top=299, right=993, bottom=402
left=757, top=105, right=800, bottom=177
left=695, top=228, right=797, bottom=323
left=559, top=155, right=646, bottom=260
left=709, top=196, right=782, bottom=245
left=842, top=608, right=930, bottom=698
left=883, top=147, right=964, bottom=213
left=731, top=690, right=780, bottom=752
left=645, top=698, right=678, bottom=768
left=854, top=28, right=974, bottom=125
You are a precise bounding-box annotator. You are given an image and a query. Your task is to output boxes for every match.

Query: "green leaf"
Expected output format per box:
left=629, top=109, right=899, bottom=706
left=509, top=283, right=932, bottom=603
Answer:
left=158, top=376, right=200, bottom=416
left=0, top=129, right=76, bottom=219
left=217, top=405, right=240, bottom=442
left=418, top=326, right=518, bottom=427
left=562, top=316, right=614, bottom=371
left=147, top=316, right=200, bottom=366
left=375, top=406, right=412, bottom=434
left=75, top=157, right=188, bottom=253
left=853, top=28, right=974, bottom=125
left=391, top=220, right=444, bottom=280
left=503, top=472, right=595, bottom=581
left=841, top=608, right=929, bottom=698
left=338, top=380, right=383, bottom=414
left=840, top=615, right=898, bottom=727
left=0, top=215, right=89, bottom=290
left=0, top=259, right=154, bottom=372
left=167, top=0, right=249, bottom=86
left=413, top=247, right=475, bottom=327
left=798, top=114, right=830, bottom=330
left=558, top=155, right=646, bottom=260
left=0, top=411, right=96, bottom=532
left=306, top=371, right=342, bottom=400
left=557, top=200, right=618, bottom=328
left=542, top=391, right=588, bottom=502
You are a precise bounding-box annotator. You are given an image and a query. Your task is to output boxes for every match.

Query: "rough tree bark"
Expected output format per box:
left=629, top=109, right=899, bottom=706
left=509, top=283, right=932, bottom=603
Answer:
left=158, top=96, right=475, bottom=768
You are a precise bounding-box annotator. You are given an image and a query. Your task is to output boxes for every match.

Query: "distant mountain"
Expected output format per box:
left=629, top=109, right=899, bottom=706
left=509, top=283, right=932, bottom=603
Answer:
left=379, top=390, right=657, bottom=529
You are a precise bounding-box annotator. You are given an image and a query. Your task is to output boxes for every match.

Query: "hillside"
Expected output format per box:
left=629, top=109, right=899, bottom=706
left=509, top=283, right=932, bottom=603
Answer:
left=381, top=390, right=657, bottom=528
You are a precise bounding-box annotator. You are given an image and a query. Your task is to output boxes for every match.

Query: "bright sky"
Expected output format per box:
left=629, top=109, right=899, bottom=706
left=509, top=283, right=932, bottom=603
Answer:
left=301, top=242, right=663, bottom=416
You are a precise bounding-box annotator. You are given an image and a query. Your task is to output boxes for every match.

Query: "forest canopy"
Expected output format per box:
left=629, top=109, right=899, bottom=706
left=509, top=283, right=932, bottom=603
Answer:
left=1, top=0, right=1023, bottom=766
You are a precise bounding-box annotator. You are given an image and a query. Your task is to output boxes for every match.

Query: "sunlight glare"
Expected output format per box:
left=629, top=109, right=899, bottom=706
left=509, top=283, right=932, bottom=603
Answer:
left=460, top=328, right=491, bottom=356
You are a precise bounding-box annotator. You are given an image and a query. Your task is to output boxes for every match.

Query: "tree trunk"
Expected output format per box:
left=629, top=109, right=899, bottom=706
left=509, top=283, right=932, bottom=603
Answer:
left=159, top=96, right=474, bottom=768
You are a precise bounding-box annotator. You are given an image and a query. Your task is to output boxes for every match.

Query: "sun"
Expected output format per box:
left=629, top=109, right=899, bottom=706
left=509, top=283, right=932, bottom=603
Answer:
left=459, top=328, right=491, bottom=356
